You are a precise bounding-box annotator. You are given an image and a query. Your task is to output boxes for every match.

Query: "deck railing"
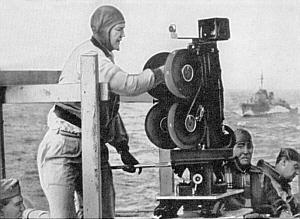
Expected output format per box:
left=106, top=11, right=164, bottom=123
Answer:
left=0, top=52, right=103, bottom=218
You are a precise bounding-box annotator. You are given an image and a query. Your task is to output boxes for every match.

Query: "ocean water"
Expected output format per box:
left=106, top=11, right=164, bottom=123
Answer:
left=3, top=89, right=300, bottom=214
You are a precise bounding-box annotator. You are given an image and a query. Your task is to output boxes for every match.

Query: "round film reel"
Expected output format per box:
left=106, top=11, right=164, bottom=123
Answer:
left=167, top=102, right=206, bottom=149
left=165, top=49, right=202, bottom=99
left=145, top=103, right=177, bottom=149
left=143, top=52, right=175, bottom=102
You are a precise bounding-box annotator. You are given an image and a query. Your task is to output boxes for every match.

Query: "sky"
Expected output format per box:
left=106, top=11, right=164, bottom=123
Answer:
left=0, top=0, right=300, bottom=90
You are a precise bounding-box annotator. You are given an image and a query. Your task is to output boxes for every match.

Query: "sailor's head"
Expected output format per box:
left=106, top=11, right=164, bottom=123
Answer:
left=90, top=5, right=125, bottom=51
left=275, top=148, right=300, bottom=182
left=233, top=128, right=253, bottom=167
left=0, top=178, right=25, bottom=218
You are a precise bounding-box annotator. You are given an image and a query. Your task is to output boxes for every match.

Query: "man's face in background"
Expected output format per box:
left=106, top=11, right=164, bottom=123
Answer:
left=233, top=134, right=253, bottom=166
left=277, top=158, right=300, bottom=182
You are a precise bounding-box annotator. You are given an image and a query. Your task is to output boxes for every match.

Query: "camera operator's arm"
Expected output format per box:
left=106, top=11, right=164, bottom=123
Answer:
left=99, top=57, right=164, bottom=96
left=107, top=113, right=142, bottom=174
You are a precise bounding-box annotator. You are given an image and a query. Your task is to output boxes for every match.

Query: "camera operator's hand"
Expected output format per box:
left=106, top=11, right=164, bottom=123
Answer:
left=152, top=65, right=165, bottom=87
left=119, top=150, right=142, bottom=174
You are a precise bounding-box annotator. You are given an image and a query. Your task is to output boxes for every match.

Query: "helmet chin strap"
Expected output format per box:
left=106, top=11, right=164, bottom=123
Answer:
left=93, top=29, right=113, bottom=52
left=90, top=36, right=111, bottom=58
left=106, top=27, right=114, bottom=52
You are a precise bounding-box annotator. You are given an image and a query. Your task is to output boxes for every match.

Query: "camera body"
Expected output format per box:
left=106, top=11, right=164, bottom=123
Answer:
left=145, top=18, right=237, bottom=217
left=198, top=18, right=230, bottom=41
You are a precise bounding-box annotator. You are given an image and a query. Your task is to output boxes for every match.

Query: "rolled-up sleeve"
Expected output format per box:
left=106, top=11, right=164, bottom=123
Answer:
left=99, top=56, right=155, bottom=96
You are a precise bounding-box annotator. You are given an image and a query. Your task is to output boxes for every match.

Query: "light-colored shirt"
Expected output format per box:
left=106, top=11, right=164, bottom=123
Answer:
left=59, top=39, right=156, bottom=95
left=47, top=39, right=156, bottom=132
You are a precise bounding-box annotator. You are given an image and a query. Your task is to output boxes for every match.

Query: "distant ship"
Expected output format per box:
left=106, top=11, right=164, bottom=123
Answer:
left=240, top=74, right=298, bottom=117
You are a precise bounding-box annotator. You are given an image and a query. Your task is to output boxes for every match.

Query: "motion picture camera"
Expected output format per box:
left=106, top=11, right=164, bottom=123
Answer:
left=144, top=18, right=235, bottom=217
left=145, top=17, right=232, bottom=150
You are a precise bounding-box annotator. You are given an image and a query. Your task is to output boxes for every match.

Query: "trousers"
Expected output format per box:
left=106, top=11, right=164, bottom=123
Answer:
left=37, top=129, right=115, bottom=218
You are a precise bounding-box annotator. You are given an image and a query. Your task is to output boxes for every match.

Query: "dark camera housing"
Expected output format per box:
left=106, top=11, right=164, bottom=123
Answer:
left=198, top=18, right=230, bottom=41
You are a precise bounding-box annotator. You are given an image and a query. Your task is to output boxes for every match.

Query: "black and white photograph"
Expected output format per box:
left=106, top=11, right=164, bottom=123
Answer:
left=1, top=0, right=300, bottom=218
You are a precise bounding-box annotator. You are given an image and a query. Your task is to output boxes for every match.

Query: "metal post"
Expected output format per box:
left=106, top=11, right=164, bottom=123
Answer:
left=81, top=52, right=102, bottom=218
left=0, top=87, right=5, bottom=179
left=159, top=149, right=174, bottom=195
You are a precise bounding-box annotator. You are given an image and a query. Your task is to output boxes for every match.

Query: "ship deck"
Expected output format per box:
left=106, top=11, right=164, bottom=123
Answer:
left=115, top=207, right=253, bottom=218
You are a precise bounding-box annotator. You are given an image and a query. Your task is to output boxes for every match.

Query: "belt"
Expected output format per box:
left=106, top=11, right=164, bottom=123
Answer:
left=54, top=105, right=81, bottom=128
left=57, top=129, right=81, bottom=138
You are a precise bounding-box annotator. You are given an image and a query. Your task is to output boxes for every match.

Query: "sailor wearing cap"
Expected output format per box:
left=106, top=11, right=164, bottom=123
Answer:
left=0, top=178, right=25, bottom=218
left=256, top=148, right=300, bottom=218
